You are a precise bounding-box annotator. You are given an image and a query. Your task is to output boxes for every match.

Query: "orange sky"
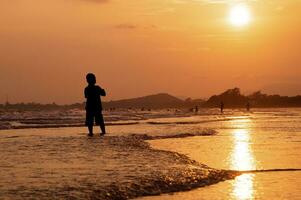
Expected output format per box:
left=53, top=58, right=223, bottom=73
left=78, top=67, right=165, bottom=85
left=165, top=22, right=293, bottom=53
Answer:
left=0, top=0, right=301, bottom=103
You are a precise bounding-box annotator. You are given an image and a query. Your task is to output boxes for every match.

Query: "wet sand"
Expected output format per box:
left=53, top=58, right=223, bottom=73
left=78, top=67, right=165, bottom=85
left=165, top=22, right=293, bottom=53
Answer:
left=0, top=130, right=238, bottom=200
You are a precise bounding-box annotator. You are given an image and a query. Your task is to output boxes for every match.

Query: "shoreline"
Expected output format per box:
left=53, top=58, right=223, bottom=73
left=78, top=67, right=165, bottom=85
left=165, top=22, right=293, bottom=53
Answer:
left=0, top=129, right=241, bottom=200
left=142, top=130, right=301, bottom=200
left=77, top=136, right=242, bottom=199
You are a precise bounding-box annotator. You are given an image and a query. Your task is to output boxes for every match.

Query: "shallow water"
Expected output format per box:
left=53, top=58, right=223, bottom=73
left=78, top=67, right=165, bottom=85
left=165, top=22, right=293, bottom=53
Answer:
left=0, top=127, right=235, bottom=199
left=1, top=108, right=301, bottom=199
left=140, top=109, right=301, bottom=199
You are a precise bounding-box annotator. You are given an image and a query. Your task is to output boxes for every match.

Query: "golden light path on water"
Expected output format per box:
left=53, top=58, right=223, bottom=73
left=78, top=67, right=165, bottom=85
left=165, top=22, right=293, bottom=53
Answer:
left=230, top=118, right=255, bottom=200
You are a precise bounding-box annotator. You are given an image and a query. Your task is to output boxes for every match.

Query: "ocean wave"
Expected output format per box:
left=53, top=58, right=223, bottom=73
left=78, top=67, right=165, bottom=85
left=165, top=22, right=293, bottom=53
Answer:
left=236, top=168, right=301, bottom=173
left=0, top=134, right=239, bottom=200
left=127, top=129, right=216, bottom=140
left=146, top=118, right=233, bottom=125
left=0, top=116, right=235, bottom=130
left=0, top=122, right=141, bottom=130
left=86, top=168, right=237, bottom=200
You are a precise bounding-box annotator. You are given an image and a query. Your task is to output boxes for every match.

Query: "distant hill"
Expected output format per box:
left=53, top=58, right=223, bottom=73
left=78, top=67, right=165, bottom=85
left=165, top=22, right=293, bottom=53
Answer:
left=1, top=89, right=301, bottom=111
left=102, top=93, right=185, bottom=109
left=205, top=88, right=247, bottom=107
left=0, top=93, right=203, bottom=111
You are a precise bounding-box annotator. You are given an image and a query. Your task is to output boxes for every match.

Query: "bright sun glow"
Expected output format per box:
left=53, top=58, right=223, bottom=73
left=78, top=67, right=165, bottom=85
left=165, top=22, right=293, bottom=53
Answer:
left=229, top=4, right=251, bottom=27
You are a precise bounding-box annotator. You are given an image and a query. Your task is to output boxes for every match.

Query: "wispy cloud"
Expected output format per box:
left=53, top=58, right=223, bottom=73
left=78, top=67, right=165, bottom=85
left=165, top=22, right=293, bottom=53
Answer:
left=80, top=0, right=109, bottom=3
left=180, top=0, right=258, bottom=5
left=114, top=24, right=157, bottom=30
left=115, top=24, right=137, bottom=30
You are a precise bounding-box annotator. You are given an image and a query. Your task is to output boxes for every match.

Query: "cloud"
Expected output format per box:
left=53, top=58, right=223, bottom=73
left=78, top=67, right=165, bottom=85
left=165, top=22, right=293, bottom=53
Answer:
left=183, top=0, right=258, bottom=5
left=115, top=24, right=137, bottom=30
left=80, top=0, right=109, bottom=3
left=114, top=24, right=158, bottom=30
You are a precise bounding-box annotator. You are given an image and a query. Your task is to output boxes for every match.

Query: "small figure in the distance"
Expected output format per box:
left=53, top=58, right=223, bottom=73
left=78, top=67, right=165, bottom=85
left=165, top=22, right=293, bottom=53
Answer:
left=84, top=73, right=106, bottom=137
left=246, top=101, right=250, bottom=112
left=220, top=101, right=224, bottom=113
left=195, top=106, right=199, bottom=113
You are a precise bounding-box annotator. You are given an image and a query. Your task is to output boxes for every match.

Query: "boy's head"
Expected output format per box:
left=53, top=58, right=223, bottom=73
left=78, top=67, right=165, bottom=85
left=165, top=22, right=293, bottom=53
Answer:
left=86, top=73, right=96, bottom=85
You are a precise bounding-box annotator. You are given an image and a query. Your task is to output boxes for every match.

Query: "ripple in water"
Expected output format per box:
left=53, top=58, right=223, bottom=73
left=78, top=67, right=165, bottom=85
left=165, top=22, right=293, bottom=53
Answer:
left=0, top=132, right=239, bottom=200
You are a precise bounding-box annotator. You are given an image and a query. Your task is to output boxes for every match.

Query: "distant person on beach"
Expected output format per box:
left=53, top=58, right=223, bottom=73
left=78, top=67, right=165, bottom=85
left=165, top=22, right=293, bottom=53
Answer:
left=84, top=73, right=106, bottom=136
left=195, top=106, right=199, bottom=113
left=220, top=101, right=224, bottom=113
left=246, top=101, right=250, bottom=112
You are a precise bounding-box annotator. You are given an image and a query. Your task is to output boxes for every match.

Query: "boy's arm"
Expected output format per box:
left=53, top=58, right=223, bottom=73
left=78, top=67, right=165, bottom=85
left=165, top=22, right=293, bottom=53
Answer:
left=99, top=87, right=106, bottom=96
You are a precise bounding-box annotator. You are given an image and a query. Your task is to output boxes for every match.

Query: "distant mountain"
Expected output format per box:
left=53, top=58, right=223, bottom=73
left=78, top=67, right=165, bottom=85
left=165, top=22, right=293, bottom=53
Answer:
left=102, top=93, right=185, bottom=109
left=0, top=93, right=203, bottom=111
left=205, top=88, right=247, bottom=107
left=1, top=89, right=301, bottom=111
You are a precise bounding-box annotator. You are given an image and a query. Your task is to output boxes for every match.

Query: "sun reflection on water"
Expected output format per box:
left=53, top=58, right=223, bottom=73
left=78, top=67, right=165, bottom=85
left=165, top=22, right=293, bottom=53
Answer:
left=230, top=118, right=255, bottom=200
left=231, top=129, right=255, bottom=171
left=233, top=174, right=254, bottom=200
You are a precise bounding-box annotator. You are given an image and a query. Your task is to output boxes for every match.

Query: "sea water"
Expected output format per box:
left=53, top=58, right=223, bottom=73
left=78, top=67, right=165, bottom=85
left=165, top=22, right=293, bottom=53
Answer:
left=141, top=108, right=301, bottom=199
left=0, top=108, right=300, bottom=199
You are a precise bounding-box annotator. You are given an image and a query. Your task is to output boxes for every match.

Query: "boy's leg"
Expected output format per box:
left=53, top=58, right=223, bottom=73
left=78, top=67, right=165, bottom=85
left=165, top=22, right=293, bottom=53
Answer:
left=100, top=121, right=106, bottom=135
left=96, top=112, right=106, bottom=135
left=88, top=125, right=93, bottom=136
left=86, top=111, right=94, bottom=136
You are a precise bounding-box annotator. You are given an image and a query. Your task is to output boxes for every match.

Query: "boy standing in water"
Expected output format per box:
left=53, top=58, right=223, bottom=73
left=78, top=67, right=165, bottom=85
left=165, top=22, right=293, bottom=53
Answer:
left=85, top=73, right=106, bottom=136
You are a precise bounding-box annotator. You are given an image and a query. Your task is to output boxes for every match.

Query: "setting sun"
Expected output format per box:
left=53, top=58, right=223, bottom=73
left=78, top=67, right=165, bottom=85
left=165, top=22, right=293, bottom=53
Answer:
left=229, top=4, right=252, bottom=27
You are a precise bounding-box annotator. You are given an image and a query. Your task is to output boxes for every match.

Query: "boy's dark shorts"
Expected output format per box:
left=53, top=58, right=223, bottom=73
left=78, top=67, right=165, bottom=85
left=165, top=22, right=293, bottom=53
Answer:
left=85, top=110, right=104, bottom=126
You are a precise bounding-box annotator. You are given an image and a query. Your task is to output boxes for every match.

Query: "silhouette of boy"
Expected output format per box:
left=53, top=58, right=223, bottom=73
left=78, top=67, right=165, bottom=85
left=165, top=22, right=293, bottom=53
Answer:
left=85, top=73, right=106, bottom=136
